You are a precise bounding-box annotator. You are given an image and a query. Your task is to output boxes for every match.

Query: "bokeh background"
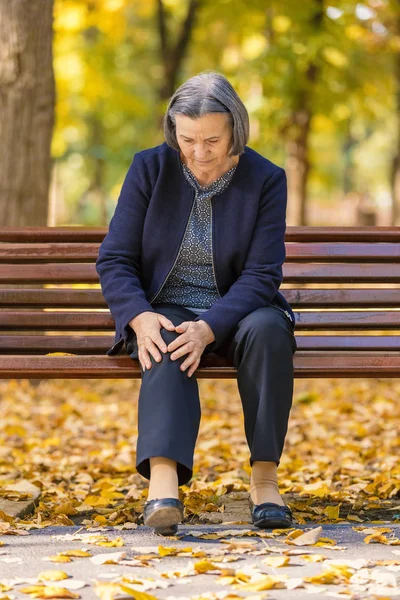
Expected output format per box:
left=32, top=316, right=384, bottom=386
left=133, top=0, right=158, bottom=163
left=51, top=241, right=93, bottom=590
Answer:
left=1, top=0, right=399, bottom=228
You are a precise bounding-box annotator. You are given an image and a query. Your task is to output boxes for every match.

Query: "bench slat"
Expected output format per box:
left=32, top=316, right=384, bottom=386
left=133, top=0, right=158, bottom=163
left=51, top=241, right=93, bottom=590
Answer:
left=1, top=310, right=400, bottom=330
left=1, top=242, right=400, bottom=263
left=0, top=288, right=399, bottom=308
left=0, top=352, right=399, bottom=378
left=0, top=335, right=399, bottom=353
left=1, top=226, right=399, bottom=243
left=1, top=263, right=400, bottom=283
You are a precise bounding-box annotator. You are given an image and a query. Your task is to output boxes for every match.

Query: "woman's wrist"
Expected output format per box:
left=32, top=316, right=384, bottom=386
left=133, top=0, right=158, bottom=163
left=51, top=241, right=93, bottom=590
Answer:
left=196, top=319, right=215, bottom=344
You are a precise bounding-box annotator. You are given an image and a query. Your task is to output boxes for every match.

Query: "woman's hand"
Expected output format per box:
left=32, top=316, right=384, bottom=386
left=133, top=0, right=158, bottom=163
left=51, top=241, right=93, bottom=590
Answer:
left=129, top=311, right=175, bottom=372
left=168, top=320, right=215, bottom=378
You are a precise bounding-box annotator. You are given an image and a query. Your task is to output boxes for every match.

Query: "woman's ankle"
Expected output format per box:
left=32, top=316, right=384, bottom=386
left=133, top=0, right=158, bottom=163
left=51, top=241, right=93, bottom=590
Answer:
left=250, top=460, right=285, bottom=506
left=147, top=457, right=179, bottom=500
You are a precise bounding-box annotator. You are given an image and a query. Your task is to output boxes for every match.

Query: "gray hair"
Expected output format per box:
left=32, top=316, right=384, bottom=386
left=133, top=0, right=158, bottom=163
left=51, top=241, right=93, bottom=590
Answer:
left=163, top=71, right=249, bottom=157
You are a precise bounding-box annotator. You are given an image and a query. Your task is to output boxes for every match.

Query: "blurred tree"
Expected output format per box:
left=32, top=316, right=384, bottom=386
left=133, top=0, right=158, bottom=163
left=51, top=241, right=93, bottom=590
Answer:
left=0, top=0, right=55, bottom=226
left=53, top=0, right=200, bottom=224
left=383, top=0, right=400, bottom=224
left=157, top=0, right=201, bottom=105
left=51, top=0, right=398, bottom=226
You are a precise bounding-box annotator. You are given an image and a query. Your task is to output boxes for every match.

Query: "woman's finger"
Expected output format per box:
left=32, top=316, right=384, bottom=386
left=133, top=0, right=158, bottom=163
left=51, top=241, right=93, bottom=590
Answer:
left=159, top=316, right=175, bottom=331
left=171, top=342, right=193, bottom=360
left=138, top=347, right=150, bottom=371
left=145, top=338, right=163, bottom=364
left=179, top=352, right=198, bottom=372
left=154, top=334, right=168, bottom=354
left=187, top=358, right=200, bottom=378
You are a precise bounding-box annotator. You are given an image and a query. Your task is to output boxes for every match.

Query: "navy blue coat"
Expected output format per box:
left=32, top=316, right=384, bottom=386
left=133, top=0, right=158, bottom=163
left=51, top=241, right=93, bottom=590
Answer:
left=95, top=141, right=295, bottom=355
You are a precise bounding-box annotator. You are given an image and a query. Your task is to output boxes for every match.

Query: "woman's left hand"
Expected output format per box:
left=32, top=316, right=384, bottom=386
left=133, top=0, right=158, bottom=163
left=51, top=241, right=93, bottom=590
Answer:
left=168, top=320, right=215, bottom=377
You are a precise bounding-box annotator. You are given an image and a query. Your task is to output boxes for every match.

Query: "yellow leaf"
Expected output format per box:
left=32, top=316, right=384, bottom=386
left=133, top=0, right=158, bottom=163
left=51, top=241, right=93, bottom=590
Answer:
left=300, top=554, right=325, bottom=562
left=263, top=556, right=290, bottom=567
left=158, top=546, right=178, bottom=557
left=45, top=352, right=77, bottom=356
left=94, top=515, right=108, bottom=525
left=287, top=526, right=323, bottom=546
left=304, top=570, right=340, bottom=584
left=46, top=555, right=72, bottom=563
left=97, top=537, right=124, bottom=547
left=19, top=586, right=79, bottom=598
left=119, top=585, right=158, bottom=600
left=59, top=550, right=91, bottom=557
left=315, top=537, right=338, bottom=546
left=101, top=491, right=125, bottom=500
left=84, top=495, right=110, bottom=507
left=4, top=425, right=26, bottom=437
left=324, top=504, right=341, bottom=520
left=194, top=560, right=220, bottom=573
left=364, top=533, right=390, bottom=544
left=54, top=503, right=78, bottom=516
left=235, top=575, right=285, bottom=591
left=305, top=564, right=352, bottom=585
left=37, top=571, right=69, bottom=582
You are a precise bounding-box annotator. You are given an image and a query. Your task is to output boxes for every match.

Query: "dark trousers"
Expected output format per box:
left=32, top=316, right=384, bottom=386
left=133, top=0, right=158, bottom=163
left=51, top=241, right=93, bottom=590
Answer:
left=127, top=302, right=297, bottom=486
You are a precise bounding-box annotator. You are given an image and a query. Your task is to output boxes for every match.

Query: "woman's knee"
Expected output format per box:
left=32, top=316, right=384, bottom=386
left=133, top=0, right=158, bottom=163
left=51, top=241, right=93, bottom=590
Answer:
left=238, top=306, right=287, bottom=338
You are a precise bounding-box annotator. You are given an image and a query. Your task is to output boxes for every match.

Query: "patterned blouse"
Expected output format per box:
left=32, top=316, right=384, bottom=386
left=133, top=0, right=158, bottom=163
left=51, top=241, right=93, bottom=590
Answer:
left=151, top=158, right=238, bottom=314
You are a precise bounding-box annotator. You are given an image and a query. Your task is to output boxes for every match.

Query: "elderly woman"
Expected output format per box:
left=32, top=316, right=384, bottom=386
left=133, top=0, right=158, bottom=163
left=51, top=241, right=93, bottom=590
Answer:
left=96, top=71, right=297, bottom=536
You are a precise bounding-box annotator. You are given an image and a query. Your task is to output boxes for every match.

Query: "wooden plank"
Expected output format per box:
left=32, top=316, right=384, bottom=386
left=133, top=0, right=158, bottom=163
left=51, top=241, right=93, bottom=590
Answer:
left=0, top=288, right=105, bottom=307
left=0, top=352, right=399, bottom=378
left=0, top=336, right=113, bottom=353
left=0, top=288, right=399, bottom=308
left=1, top=310, right=400, bottom=330
left=0, top=243, right=99, bottom=262
left=0, top=335, right=399, bottom=353
left=1, top=242, right=400, bottom=263
left=0, top=311, right=114, bottom=329
left=295, top=336, right=400, bottom=350
left=285, top=242, right=400, bottom=262
left=282, top=289, right=400, bottom=308
left=285, top=227, right=400, bottom=243
left=0, top=227, right=106, bottom=243
left=0, top=226, right=399, bottom=243
left=1, top=263, right=400, bottom=283
left=284, top=263, right=400, bottom=282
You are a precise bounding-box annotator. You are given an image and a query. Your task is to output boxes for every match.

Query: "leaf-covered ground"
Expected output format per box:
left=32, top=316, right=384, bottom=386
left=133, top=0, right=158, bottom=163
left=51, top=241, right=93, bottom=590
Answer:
left=0, top=377, right=399, bottom=529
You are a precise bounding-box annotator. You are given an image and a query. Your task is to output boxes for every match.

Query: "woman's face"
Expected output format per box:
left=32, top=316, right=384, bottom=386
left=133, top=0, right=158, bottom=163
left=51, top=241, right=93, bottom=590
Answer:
left=174, top=112, right=234, bottom=172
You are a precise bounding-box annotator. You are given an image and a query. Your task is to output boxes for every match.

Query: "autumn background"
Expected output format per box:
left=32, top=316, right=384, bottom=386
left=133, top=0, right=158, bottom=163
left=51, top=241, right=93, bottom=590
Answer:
left=0, top=0, right=399, bottom=531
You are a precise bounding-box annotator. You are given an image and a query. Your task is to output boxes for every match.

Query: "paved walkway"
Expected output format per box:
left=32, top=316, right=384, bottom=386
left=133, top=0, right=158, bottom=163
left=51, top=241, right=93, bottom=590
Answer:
left=0, top=523, right=400, bottom=599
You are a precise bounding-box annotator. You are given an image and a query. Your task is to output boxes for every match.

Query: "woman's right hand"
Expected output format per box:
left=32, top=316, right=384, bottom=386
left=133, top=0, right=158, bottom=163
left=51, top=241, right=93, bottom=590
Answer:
left=129, top=311, right=176, bottom=371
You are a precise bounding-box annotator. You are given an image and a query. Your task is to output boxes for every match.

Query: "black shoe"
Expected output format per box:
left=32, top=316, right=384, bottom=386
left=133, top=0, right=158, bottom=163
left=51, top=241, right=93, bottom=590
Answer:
left=143, top=498, right=184, bottom=536
left=249, top=497, right=294, bottom=529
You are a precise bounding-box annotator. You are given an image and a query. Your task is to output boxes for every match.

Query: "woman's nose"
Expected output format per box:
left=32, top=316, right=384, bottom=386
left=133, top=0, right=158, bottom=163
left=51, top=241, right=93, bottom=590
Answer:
left=193, top=145, right=209, bottom=159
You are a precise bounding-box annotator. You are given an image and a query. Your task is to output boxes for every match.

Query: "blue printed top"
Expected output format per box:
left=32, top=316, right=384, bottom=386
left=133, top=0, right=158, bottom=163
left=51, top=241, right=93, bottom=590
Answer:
left=152, top=158, right=238, bottom=314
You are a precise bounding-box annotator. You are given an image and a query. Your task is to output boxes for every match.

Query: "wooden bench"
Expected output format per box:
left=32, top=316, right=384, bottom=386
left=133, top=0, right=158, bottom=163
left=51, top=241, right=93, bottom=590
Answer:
left=0, top=226, right=399, bottom=379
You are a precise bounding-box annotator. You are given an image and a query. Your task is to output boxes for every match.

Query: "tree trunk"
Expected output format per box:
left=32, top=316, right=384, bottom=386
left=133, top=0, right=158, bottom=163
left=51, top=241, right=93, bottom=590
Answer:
left=0, top=0, right=55, bottom=226
left=156, top=0, right=201, bottom=128
left=285, top=106, right=311, bottom=226
left=282, top=1, right=323, bottom=225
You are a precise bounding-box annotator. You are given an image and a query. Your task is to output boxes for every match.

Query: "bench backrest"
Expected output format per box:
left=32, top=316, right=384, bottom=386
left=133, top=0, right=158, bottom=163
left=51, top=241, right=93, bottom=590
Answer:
left=0, top=227, right=399, bottom=366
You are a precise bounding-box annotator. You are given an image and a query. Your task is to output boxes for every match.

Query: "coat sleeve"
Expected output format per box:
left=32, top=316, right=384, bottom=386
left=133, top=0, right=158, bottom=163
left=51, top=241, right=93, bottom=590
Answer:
left=95, top=152, right=155, bottom=343
left=194, top=167, right=287, bottom=352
